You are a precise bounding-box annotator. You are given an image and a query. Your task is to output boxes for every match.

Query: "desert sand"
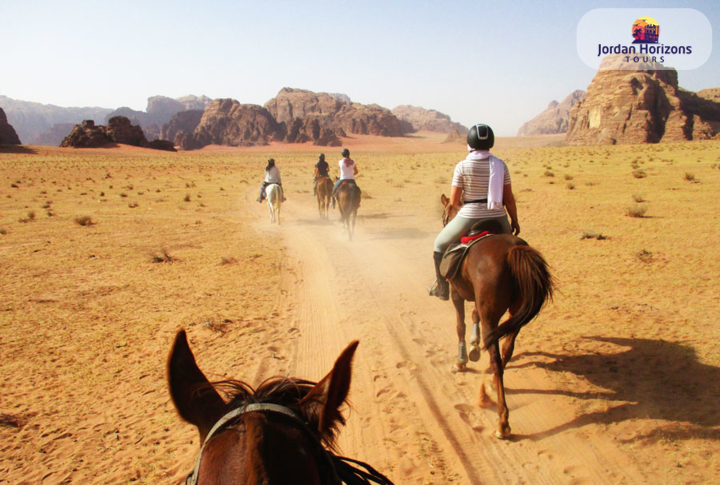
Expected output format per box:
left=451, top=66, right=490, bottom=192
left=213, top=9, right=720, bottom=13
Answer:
left=1, top=133, right=719, bottom=484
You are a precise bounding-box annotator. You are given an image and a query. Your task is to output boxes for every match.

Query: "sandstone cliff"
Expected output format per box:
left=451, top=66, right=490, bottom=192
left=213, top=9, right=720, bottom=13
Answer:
left=517, top=90, right=585, bottom=136
left=0, top=107, right=22, bottom=145
left=391, top=105, right=468, bottom=134
left=264, top=88, right=407, bottom=140
left=566, top=55, right=720, bottom=144
left=161, top=110, right=204, bottom=148
left=182, top=99, right=279, bottom=150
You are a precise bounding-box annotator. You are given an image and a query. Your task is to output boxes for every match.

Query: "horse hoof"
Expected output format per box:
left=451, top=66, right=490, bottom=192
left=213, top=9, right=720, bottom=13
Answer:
left=451, top=363, right=467, bottom=373
left=469, top=346, right=480, bottom=362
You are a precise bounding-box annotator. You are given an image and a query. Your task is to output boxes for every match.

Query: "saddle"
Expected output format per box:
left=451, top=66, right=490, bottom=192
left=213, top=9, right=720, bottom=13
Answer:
left=439, top=219, right=505, bottom=280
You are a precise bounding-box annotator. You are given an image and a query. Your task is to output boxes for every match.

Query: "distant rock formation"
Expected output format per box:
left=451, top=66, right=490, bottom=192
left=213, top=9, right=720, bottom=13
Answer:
left=0, top=107, right=22, bottom=145
left=161, top=110, right=204, bottom=147
left=517, top=90, right=585, bottom=136
left=104, top=107, right=159, bottom=141
left=182, top=99, right=280, bottom=150
left=264, top=88, right=408, bottom=142
left=566, top=55, right=720, bottom=144
left=442, top=129, right=465, bottom=144
left=391, top=105, right=468, bottom=134
left=61, top=116, right=151, bottom=148
left=0, top=95, right=112, bottom=145
left=104, top=95, right=213, bottom=142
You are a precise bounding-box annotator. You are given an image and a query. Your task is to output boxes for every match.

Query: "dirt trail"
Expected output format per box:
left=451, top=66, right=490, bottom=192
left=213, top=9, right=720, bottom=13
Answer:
left=248, top=192, right=647, bottom=485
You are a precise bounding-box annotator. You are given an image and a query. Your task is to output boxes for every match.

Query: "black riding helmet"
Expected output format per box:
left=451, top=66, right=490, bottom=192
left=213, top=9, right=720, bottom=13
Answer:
left=467, top=124, right=494, bottom=151
left=341, top=148, right=350, bottom=158
left=318, top=153, right=325, bottom=161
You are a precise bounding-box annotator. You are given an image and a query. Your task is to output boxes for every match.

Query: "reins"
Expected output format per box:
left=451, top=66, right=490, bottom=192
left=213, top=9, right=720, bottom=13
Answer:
left=186, top=403, right=394, bottom=485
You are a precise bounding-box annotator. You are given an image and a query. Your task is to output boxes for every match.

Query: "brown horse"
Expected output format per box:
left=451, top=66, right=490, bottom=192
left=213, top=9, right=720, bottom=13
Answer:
left=440, top=194, right=555, bottom=439
left=168, top=330, right=393, bottom=485
left=316, top=176, right=333, bottom=219
left=337, top=182, right=361, bottom=240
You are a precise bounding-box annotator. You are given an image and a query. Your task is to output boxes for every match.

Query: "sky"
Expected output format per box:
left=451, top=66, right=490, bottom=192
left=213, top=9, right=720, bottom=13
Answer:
left=1, top=0, right=718, bottom=136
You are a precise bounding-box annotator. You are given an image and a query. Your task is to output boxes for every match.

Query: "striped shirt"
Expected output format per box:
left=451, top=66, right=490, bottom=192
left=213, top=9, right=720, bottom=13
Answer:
left=451, top=155, right=511, bottom=219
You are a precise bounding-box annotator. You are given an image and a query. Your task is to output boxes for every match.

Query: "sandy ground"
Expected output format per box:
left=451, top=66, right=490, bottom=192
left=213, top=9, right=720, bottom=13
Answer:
left=1, top=135, right=719, bottom=484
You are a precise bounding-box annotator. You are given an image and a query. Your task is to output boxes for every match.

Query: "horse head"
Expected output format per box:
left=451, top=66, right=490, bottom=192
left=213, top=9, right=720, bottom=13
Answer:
left=167, top=330, right=360, bottom=484
left=440, top=194, right=459, bottom=227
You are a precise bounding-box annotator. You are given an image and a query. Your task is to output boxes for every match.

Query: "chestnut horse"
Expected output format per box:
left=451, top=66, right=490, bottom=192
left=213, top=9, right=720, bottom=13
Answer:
left=316, top=176, right=333, bottom=219
left=440, top=194, right=555, bottom=439
left=168, top=330, right=393, bottom=485
left=337, top=182, right=361, bottom=240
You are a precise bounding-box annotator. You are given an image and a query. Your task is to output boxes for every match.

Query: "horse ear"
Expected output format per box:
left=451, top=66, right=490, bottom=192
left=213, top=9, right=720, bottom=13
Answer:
left=301, top=340, right=358, bottom=437
left=167, top=329, right=227, bottom=442
left=440, top=194, right=449, bottom=206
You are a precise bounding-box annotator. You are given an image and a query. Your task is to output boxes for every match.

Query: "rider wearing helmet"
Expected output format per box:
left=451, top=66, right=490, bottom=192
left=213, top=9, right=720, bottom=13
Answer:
left=428, top=124, right=520, bottom=300
left=331, top=148, right=358, bottom=208
left=257, top=158, right=287, bottom=203
left=313, top=153, right=330, bottom=196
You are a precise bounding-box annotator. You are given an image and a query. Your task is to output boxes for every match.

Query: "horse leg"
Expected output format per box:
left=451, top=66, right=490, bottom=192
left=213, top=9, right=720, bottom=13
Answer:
left=451, top=289, right=468, bottom=372
left=481, top=318, right=511, bottom=439
left=500, top=300, right=522, bottom=369
left=468, top=308, right=481, bottom=362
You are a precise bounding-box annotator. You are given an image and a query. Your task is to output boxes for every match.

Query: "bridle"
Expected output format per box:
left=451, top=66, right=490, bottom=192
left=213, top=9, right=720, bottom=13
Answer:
left=186, top=403, right=394, bottom=485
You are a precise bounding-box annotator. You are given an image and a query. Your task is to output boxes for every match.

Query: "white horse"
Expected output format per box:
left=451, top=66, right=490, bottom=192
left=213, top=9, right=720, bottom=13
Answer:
left=265, top=183, right=282, bottom=224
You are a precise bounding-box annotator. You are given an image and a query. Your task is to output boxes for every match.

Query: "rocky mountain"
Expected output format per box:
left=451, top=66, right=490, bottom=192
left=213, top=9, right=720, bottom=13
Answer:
left=0, top=107, right=22, bottom=145
left=60, top=116, right=175, bottom=150
left=264, top=88, right=407, bottom=139
left=391, top=105, right=468, bottom=134
left=517, top=90, right=585, bottom=136
left=0, top=95, right=112, bottom=145
left=161, top=110, right=205, bottom=148
left=566, top=55, right=720, bottom=144
left=181, top=99, right=280, bottom=150
left=105, top=95, right=213, bottom=142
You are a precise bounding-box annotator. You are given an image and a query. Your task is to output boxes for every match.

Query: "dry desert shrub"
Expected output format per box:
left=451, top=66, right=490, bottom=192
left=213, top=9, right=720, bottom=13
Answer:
left=220, top=256, right=238, bottom=265
left=636, top=249, right=654, bottom=263
left=564, top=174, right=574, bottom=180
left=19, top=211, right=36, bottom=223
left=543, top=170, right=554, bottom=177
left=632, top=169, right=647, bottom=179
left=0, top=228, right=7, bottom=235
left=580, top=230, right=607, bottom=240
left=626, top=204, right=648, bottom=218
left=184, top=194, right=191, bottom=202
left=567, top=183, right=575, bottom=190
left=632, top=193, right=646, bottom=203
left=150, top=248, right=175, bottom=263
left=683, top=172, right=696, bottom=182
left=74, top=215, right=94, bottom=226
left=128, top=202, right=139, bottom=208
left=120, top=192, right=128, bottom=198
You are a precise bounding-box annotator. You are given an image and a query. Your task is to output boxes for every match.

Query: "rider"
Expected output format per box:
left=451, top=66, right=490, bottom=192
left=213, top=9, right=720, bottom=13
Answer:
left=257, top=158, right=287, bottom=203
left=331, top=148, right=358, bottom=209
left=313, top=153, right=330, bottom=195
left=428, top=124, right=520, bottom=300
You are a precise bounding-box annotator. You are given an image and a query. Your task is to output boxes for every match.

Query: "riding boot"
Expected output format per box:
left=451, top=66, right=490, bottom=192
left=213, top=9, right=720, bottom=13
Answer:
left=331, top=197, right=336, bottom=209
left=428, top=251, right=449, bottom=300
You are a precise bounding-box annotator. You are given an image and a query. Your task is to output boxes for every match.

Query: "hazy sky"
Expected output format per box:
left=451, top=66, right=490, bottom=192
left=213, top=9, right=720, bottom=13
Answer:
left=1, top=0, right=718, bottom=135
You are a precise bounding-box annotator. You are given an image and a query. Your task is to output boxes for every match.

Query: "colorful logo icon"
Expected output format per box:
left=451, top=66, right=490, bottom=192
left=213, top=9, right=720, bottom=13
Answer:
left=632, top=17, right=660, bottom=44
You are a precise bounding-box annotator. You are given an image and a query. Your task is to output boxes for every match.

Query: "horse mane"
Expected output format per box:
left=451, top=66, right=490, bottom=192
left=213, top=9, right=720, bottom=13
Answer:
left=209, top=376, right=346, bottom=451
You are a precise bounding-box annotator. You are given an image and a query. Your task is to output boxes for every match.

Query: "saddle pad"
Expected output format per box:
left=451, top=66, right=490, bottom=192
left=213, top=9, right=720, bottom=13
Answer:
left=461, top=230, right=493, bottom=244
left=440, top=233, right=495, bottom=281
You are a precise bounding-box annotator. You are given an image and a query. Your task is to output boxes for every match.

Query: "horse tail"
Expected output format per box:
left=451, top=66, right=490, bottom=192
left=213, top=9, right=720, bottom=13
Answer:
left=487, top=245, right=555, bottom=348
